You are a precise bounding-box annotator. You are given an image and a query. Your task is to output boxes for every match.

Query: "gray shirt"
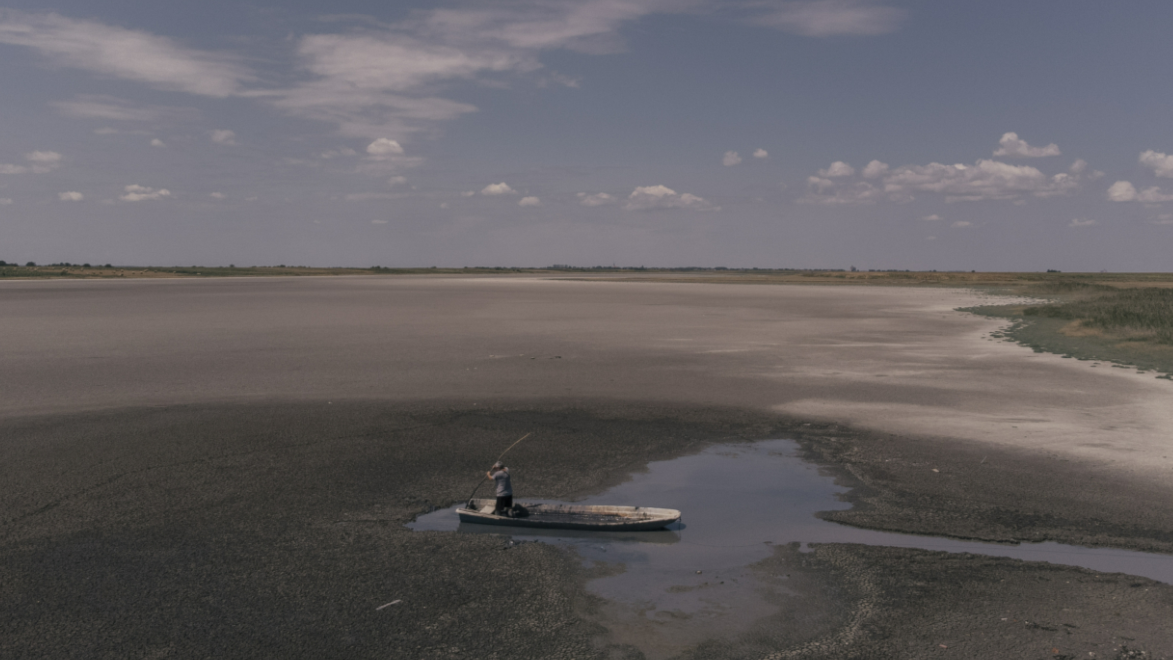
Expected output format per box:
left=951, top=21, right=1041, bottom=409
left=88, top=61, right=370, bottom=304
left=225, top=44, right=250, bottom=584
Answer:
left=492, top=468, right=512, bottom=497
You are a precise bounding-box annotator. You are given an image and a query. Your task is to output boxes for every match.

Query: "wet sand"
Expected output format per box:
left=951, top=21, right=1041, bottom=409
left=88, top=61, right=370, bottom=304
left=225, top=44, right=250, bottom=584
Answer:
left=2, top=276, right=1173, bottom=658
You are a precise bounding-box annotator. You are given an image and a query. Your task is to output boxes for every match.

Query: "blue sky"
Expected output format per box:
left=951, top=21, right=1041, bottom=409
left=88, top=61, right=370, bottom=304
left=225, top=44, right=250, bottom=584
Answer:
left=1, top=0, right=1171, bottom=270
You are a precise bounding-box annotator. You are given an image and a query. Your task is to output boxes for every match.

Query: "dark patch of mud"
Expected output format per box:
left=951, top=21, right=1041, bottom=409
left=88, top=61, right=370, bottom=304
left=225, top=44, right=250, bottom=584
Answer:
left=788, top=421, right=1173, bottom=555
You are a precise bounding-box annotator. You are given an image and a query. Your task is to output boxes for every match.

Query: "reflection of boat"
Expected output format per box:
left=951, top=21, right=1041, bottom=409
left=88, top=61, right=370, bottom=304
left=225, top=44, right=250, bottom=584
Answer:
left=460, top=499, right=681, bottom=531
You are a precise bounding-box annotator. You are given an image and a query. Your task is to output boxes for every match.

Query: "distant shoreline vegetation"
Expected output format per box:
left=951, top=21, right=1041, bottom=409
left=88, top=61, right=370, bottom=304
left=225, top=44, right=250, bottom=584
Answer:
left=961, top=279, right=1173, bottom=379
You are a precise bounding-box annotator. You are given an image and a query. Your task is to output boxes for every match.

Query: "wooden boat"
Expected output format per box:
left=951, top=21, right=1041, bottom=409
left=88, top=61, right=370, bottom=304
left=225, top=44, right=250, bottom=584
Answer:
left=459, top=499, right=680, bottom=531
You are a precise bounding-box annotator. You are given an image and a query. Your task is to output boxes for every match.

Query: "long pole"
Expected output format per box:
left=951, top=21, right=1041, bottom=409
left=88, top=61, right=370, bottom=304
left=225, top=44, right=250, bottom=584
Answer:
left=467, top=432, right=531, bottom=504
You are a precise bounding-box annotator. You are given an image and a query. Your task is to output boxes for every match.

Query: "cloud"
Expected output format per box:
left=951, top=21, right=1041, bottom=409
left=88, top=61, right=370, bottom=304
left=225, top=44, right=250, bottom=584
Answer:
left=722, top=150, right=742, bottom=166
left=861, top=160, right=889, bottom=178
left=24, top=150, right=62, bottom=173
left=120, top=184, right=170, bottom=201
left=625, top=185, right=717, bottom=211
left=993, top=132, right=1060, bottom=158
left=0, top=10, right=250, bottom=97
left=480, top=182, right=516, bottom=195
left=577, top=192, right=615, bottom=206
left=1107, top=181, right=1136, bottom=202
left=367, top=138, right=405, bottom=156
left=49, top=95, right=196, bottom=123
left=250, top=1, right=703, bottom=138
left=0, top=198, right=11, bottom=204
left=1139, top=150, right=1173, bottom=178
left=518, top=196, right=541, bottom=206
left=150, top=138, right=166, bottom=148
left=753, top=148, right=768, bottom=158
left=1068, top=218, right=1097, bottom=227
left=1106, top=180, right=1173, bottom=203
left=210, top=129, right=236, bottom=145
left=209, top=192, right=225, bottom=199
left=951, top=220, right=972, bottom=228
left=1, top=150, right=64, bottom=174
left=803, top=156, right=1087, bottom=205
left=750, top=0, right=907, bottom=37
left=818, top=161, right=855, bottom=177
left=58, top=191, right=83, bottom=201
left=922, top=214, right=942, bottom=221
left=388, top=176, right=407, bottom=186
left=460, top=190, right=475, bottom=197
left=320, top=147, right=358, bottom=159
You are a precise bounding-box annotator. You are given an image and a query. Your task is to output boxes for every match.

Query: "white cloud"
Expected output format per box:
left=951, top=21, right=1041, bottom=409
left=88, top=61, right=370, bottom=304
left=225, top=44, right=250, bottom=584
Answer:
left=58, top=191, right=83, bottom=201
left=0, top=10, right=250, bottom=97
left=481, top=182, right=516, bottom=195
left=1, top=150, right=63, bottom=174
left=210, top=129, right=236, bottom=145
left=26, top=150, right=61, bottom=164
left=750, top=0, right=907, bottom=37
left=0, top=198, right=11, bottom=204
left=1106, top=180, right=1173, bottom=203
left=819, top=161, right=855, bottom=177
left=1068, top=218, right=1097, bottom=227
left=625, top=185, right=717, bottom=211
left=1139, top=150, right=1173, bottom=178
left=388, top=176, right=407, bottom=186
left=1107, top=181, right=1136, bottom=202
left=753, top=148, right=768, bottom=159
left=1152, top=214, right=1173, bottom=225
left=209, top=192, right=225, bottom=199
left=518, top=196, right=541, bottom=206
left=861, top=160, right=889, bottom=178
left=993, top=132, right=1060, bottom=158
left=922, top=214, right=942, bottom=221
left=722, top=150, right=742, bottom=166
left=150, top=138, right=166, bottom=148
left=251, top=1, right=702, bottom=138
left=951, top=220, right=972, bottom=228
left=577, top=192, right=615, bottom=207
left=120, top=184, right=170, bottom=202
left=804, top=156, right=1087, bottom=205
left=371, top=219, right=389, bottom=224
left=460, top=190, right=476, bottom=197
left=367, top=138, right=405, bottom=156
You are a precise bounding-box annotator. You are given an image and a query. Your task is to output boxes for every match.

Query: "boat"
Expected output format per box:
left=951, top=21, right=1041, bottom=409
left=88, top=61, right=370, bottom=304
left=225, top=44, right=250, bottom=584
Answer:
left=459, top=499, right=681, bottom=531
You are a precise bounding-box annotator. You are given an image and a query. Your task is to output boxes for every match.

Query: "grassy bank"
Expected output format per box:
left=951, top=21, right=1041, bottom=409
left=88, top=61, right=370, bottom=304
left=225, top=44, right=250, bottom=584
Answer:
left=962, top=280, right=1173, bottom=378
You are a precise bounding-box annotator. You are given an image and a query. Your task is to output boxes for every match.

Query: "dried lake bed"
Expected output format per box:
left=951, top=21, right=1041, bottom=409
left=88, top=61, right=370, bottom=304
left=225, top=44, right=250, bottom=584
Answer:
left=3, top=275, right=1172, bottom=658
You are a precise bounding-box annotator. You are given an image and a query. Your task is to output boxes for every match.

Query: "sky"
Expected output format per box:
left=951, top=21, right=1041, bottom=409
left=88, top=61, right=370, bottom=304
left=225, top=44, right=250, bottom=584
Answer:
left=1, top=0, right=1171, bottom=270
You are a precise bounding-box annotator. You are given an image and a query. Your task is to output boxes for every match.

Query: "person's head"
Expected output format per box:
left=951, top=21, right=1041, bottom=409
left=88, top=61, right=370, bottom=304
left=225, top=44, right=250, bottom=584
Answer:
left=492, top=461, right=505, bottom=470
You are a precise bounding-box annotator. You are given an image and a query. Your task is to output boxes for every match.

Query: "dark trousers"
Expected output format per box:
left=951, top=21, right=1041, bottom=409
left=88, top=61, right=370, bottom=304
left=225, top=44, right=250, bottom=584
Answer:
left=495, top=495, right=513, bottom=513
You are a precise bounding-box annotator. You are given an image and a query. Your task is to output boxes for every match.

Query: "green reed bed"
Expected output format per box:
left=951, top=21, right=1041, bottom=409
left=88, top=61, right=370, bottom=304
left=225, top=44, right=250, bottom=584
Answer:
left=1024, top=288, right=1173, bottom=344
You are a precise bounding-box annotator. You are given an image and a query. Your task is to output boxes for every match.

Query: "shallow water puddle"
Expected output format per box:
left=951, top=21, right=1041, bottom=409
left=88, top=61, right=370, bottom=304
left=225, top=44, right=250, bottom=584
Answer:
left=411, top=440, right=1173, bottom=656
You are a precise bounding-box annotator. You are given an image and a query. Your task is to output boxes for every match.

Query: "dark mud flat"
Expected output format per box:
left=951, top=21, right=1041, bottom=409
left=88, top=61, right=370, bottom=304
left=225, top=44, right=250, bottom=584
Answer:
left=3, top=401, right=1173, bottom=659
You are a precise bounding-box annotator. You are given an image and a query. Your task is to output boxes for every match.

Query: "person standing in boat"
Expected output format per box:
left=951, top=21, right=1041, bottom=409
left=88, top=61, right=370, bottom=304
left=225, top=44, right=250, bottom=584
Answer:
left=487, top=461, right=512, bottom=515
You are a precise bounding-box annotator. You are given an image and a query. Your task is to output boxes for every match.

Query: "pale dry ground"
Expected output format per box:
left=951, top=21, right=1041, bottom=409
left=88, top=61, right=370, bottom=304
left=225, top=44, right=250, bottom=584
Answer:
left=2, top=275, right=1170, bottom=483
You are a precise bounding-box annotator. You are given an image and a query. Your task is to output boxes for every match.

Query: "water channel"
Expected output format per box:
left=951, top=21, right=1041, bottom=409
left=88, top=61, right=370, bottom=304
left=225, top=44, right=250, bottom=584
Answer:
left=410, top=439, right=1173, bottom=656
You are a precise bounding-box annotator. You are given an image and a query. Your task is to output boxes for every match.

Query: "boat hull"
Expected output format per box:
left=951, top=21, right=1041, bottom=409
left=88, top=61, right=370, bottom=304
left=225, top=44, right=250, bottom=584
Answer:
left=458, top=499, right=680, bottom=531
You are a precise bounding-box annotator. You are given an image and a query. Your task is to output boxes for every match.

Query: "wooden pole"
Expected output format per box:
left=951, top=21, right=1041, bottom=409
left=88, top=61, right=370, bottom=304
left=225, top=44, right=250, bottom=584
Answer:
left=467, top=432, right=531, bottom=504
